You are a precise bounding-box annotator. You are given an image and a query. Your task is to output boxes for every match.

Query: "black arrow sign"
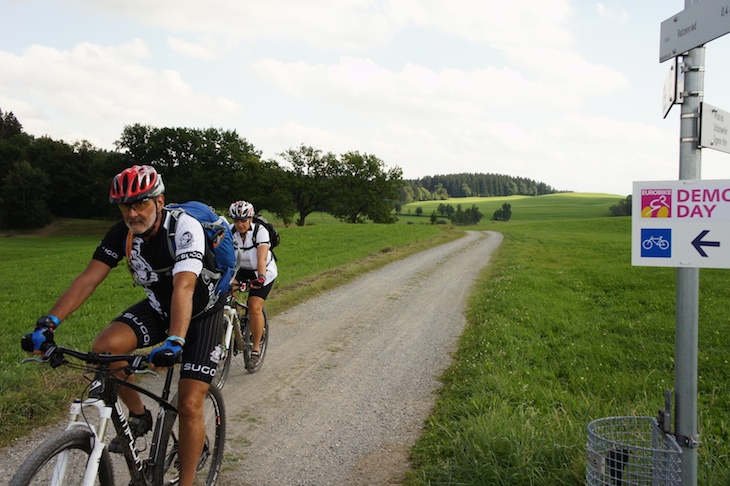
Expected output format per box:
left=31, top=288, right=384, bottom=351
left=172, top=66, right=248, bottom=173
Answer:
left=692, top=230, right=720, bottom=257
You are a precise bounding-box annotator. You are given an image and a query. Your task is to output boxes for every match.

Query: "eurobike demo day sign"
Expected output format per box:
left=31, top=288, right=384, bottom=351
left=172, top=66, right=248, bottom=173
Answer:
left=632, top=180, right=730, bottom=268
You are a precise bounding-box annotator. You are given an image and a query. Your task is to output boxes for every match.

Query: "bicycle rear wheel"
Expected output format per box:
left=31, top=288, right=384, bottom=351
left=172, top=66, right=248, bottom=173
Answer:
left=9, top=429, right=114, bottom=486
left=152, top=383, right=226, bottom=486
left=243, top=308, right=269, bottom=373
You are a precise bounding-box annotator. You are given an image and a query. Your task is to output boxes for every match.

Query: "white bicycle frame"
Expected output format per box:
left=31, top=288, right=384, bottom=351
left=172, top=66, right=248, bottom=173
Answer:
left=52, top=380, right=148, bottom=486
left=223, top=303, right=245, bottom=354
left=222, top=304, right=235, bottom=351
left=52, top=397, right=111, bottom=486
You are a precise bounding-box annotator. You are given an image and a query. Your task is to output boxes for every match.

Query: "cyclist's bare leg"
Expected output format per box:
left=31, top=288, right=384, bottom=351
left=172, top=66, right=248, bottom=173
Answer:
left=248, top=295, right=266, bottom=352
left=93, top=321, right=145, bottom=414
left=177, top=378, right=209, bottom=486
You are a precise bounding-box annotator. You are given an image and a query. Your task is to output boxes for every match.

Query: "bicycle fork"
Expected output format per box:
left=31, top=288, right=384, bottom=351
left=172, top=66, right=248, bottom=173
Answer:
left=61, top=386, right=148, bottom=486
left=59, top=398, right=114, bottom=486
left=224, top=304, right=245, bottom=352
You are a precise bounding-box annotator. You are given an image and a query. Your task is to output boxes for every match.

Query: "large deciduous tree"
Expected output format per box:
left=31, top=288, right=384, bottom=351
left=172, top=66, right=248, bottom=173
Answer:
left=1, top=161, right=53, bottom=228
left=0, top=109, right=23, bottom=140
left=115, top=124, right=262, bottom=208
left=328, top=151, right=403, bottom=224
left=279, top=144, right=339, bottom=226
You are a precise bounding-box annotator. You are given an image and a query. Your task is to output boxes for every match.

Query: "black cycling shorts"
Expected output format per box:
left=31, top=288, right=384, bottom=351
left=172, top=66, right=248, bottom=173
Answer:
left=235, top=268, right=275, bottom=300
left=115, top=299, right=225, bottom=384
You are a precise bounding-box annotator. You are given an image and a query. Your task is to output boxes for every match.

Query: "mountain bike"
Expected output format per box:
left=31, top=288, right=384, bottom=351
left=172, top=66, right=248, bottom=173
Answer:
left=10, top=345, right=226, bottom=486
left=213, top=282, right=269, bottom=388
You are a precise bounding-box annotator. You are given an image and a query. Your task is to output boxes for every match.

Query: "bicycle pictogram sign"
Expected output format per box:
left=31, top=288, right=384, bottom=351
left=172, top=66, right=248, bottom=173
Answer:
left=641, top=228, right=672, bottom=258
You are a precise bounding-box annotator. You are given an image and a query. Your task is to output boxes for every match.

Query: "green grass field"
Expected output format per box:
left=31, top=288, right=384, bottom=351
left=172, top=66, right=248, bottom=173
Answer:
left=1, top=193, right=727, bottom=484
left=399, top=193, right=624, bottom=223
left=404, top=217, right=729, bottom=484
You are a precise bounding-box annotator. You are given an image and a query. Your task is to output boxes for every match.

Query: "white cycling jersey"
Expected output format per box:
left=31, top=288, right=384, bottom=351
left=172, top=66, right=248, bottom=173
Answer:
left=232, top=222, right=278, bottom=285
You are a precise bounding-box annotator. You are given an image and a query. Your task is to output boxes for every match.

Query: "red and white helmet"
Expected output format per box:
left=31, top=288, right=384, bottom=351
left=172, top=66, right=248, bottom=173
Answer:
left=109, top=165, right=165, bottom=204
left=228, top=200, right=255, bottom=220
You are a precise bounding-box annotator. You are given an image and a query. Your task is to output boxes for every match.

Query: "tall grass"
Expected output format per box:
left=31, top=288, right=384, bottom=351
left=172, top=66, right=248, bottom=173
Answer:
left=405, top=218, right=730, bottom=485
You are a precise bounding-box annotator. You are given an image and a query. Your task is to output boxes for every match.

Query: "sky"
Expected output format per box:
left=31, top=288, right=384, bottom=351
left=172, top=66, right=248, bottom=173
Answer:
left=3, top=0, right=730, bottom=196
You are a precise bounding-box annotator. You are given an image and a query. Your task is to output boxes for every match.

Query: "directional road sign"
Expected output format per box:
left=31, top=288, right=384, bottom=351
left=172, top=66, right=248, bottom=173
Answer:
left=633, top=180, right=730, bottom=268
left=700, top=102, right=730, bottom=154
left=662, top=58, right=683, bottom=118
left=659, top=0, right=730, bottom=62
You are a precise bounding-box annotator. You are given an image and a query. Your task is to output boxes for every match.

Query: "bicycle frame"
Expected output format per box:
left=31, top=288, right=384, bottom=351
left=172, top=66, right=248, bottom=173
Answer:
left=38, top=349, right=179, bottom=486
left=214, top=282, right=269, bottom=386
left=223, top=302, right=245, bottom=354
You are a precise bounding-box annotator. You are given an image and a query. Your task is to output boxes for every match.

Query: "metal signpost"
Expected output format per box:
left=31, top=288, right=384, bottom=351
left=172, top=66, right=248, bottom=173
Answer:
left=648, top=0, right=730, bottom=483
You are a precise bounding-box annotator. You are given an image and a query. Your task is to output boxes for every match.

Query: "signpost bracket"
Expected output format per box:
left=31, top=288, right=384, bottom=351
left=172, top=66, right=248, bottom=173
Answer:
left=657, top=388, right=672, bottom=434
left=681, top=62, right=704, bottom=73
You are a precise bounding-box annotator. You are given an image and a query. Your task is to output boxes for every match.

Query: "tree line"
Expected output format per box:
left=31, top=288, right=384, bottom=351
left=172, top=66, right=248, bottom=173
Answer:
left=0, top=109, right=402, bottom=229
left=400, top=173, right=559, bottom=203
left=0, top=107, right=560, bottom=229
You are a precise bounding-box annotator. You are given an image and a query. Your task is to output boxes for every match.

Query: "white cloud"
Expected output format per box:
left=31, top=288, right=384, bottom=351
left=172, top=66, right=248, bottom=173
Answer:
left=167, top=36, right=222, bottom=60
left=78, top=0, right=403, bottom=50
left=251, top=49, right=628, bottom=126
left=78, top=0, right=573, bottom=50
left=595, top=3, right=629, bottom=23
left=413, top=0, right=574, bottom=48
left=0, top=39, right=239, bottom=147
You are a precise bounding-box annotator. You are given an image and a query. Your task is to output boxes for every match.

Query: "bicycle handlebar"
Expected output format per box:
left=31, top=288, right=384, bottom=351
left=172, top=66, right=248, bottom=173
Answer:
left=25, top=345, right=149, bottom=372
left=230, top=280, right=251, bottom=292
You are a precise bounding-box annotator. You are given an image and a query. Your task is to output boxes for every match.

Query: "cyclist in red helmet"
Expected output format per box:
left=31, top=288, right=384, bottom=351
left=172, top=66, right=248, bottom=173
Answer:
left=108, top=164, right=166, bottom=236
left=22, top=165, right=224, bottom=486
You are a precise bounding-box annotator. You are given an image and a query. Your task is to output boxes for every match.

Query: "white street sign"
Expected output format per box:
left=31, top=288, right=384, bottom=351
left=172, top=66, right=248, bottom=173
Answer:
left=662, top=58, right=682, bottom=119
left=659, top=0, right=730, bottom=62
left=633, top=180, right=730, bottom=268
left=700, top=102, right=730, bottom=154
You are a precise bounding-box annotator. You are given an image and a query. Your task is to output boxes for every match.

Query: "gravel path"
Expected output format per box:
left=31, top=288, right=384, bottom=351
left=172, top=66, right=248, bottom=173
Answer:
left=1, top=230, right=502, bottom=486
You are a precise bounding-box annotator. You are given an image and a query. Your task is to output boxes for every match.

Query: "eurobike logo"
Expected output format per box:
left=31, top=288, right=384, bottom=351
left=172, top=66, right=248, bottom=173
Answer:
left=641, top=188, right=672, bottom=218
left=640, top=189, right=672, bottom=258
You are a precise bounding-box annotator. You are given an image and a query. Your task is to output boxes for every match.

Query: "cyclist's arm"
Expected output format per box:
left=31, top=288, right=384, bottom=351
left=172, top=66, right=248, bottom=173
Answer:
left=168, top=270, right=196, bottom=341
left=48, top=259, right=113, bottom=321
left=255, top=243, right=269, bottom=277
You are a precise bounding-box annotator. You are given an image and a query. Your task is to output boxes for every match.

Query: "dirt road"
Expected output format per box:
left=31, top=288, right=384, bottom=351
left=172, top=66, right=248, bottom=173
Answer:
left=215, top=230, right=502, bottom=485
left=1, top=230, right=502, bottom=485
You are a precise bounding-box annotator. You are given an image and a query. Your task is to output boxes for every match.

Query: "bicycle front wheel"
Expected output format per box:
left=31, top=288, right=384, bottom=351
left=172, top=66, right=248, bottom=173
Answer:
left=9, top=429, right=114, bottom=486
left=152, top=383, right=226, bottom=486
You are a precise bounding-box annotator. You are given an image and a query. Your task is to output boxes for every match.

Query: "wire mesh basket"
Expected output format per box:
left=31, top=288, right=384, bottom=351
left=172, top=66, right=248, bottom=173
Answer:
left=586, top=416, right=682, bottom=486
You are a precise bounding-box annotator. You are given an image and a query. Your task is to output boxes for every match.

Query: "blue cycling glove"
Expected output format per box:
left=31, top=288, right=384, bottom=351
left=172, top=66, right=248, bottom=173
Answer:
left=21, top=315, right=60, bottom=353
left=149, top=337, right=184, bottom=367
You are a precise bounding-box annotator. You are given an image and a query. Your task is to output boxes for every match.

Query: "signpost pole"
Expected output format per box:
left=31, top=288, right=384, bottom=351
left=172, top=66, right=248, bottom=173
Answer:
left=676, top=2, right=703, bottom=481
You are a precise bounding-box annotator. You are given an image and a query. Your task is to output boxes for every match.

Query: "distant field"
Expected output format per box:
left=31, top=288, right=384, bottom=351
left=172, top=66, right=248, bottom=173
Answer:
left=400, top=192, right=625, bottom=224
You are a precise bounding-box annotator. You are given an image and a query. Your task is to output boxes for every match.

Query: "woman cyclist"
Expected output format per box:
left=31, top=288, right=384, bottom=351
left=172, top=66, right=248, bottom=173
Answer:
left=228, top=200, right=278, bottom=370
